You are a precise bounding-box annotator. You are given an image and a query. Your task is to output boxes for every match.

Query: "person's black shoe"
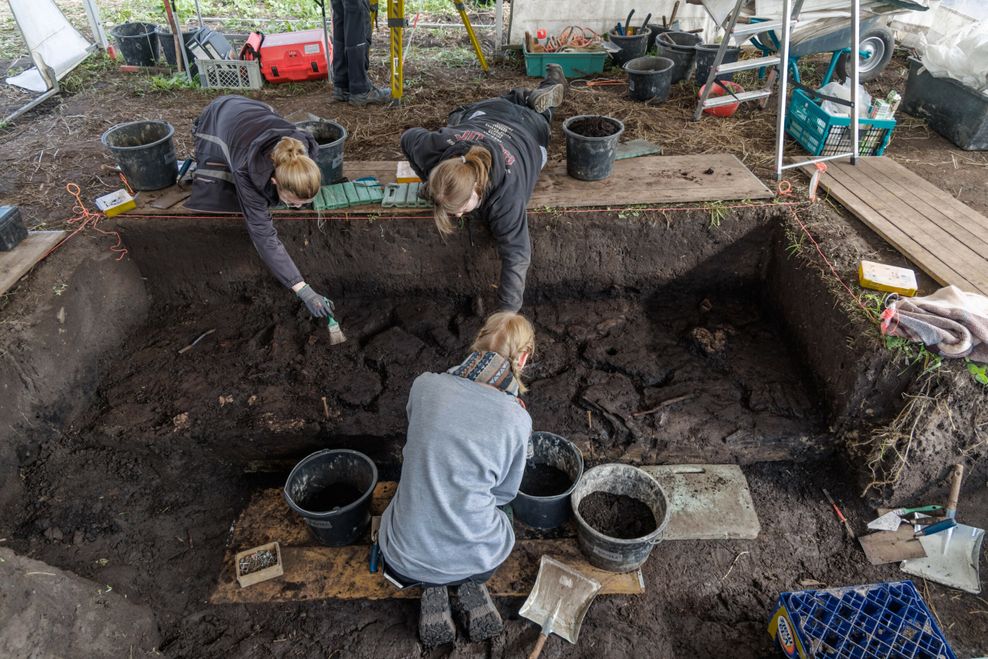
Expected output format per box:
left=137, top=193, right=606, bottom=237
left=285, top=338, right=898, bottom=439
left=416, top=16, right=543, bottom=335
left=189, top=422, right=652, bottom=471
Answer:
left=332, top=86, right=349, bottom=102
left=419, top=586, right=456, bottom=646
left=456, top=582, right=503, bottom=642
left=528, top=82, right=565, bottom=113
left=543, top=62, right=567, bottom=91
left=349, top=86, right=392, bottom=106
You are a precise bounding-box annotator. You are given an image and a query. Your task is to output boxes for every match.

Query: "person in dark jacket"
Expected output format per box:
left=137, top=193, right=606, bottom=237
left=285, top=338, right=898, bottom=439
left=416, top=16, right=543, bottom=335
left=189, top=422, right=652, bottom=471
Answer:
left=187, top=95, right=335, bottom=318
left=399, top=65, right=566, bottom=312
left=330, top=0, right=390, bottom=105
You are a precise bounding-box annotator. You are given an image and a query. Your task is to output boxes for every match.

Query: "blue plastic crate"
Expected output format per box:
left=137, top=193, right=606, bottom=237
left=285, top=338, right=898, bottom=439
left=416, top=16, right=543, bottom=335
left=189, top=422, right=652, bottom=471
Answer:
left=786, top=88, right=895, bottom=157
left=769, top=581, right=956, bottom=658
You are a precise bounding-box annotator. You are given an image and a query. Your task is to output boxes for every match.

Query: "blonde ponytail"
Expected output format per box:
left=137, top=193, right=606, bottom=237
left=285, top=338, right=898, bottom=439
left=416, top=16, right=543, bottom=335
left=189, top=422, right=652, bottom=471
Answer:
left=271, top=136, right=321, bottom=200
left=427, top=145, right=492, bottom=235
left=471, top=311, right=535, bottom=393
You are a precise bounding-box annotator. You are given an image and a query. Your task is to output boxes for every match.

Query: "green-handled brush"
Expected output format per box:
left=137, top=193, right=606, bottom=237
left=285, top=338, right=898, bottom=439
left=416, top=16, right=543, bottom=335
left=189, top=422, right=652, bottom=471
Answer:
left=327, top=314, right=347, bottom=345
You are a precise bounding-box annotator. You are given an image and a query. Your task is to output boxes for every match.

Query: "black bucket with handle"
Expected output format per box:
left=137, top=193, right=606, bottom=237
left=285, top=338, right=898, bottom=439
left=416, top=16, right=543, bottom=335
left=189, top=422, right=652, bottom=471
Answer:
left=110, top=22, right=160, bottom=67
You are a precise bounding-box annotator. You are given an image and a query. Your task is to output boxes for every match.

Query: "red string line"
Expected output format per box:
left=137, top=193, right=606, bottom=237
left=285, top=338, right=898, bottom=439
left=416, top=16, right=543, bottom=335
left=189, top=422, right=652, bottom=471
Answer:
left=45, top=183, right=129, bottom=261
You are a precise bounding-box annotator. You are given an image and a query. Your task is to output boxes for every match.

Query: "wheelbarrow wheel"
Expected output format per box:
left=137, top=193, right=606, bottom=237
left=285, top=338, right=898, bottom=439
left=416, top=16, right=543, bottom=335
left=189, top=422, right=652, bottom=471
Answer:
left=836, top=26, right=894, bottom=82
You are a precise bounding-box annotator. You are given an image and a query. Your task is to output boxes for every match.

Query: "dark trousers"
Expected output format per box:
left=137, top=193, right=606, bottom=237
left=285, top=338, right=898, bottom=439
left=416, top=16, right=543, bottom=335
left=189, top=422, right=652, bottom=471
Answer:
left=447, top=74, right=558, bottom=129
left=383, top=563, right=497, bottom=590
left=331, top=0, right=373, bottom=94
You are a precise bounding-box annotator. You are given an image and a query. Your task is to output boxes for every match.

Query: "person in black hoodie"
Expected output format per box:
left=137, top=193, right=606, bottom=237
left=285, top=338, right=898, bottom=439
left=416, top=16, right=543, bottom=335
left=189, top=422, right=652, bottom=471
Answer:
left=187, top=95, right=335, bottom=318
left=400, top=65, right=566, bottom=312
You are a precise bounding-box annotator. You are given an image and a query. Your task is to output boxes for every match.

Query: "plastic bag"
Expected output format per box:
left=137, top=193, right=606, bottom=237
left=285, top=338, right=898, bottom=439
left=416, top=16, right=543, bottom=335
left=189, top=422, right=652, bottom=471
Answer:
left=921, top=21, right=988, bottom=92
left=817, top=79, right=872, bottom=118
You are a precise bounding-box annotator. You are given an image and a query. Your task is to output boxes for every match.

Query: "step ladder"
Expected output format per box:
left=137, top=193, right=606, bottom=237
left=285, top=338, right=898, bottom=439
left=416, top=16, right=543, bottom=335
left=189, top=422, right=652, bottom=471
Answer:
left=693, top=0, right=804, bottom=121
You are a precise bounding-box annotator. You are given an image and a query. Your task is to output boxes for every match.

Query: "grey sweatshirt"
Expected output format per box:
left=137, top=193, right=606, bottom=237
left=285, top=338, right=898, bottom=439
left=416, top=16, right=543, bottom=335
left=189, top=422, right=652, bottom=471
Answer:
left=379, top=372, right=531, bottom=584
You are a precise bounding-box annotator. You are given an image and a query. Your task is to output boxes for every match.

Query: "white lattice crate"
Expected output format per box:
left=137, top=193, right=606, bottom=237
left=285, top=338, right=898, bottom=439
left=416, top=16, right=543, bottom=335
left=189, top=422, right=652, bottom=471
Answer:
left=198, top=59, right=262, bottom=90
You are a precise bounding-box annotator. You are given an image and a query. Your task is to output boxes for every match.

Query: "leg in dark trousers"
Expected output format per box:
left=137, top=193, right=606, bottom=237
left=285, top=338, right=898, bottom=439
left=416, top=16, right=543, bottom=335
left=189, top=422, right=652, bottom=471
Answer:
left=330, top=0, right=373, bottom=96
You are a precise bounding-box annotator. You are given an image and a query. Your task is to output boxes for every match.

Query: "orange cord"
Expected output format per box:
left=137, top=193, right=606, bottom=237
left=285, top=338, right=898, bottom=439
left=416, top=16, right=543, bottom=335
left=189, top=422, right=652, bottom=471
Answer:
left=45, top=183, right=129, bottom=261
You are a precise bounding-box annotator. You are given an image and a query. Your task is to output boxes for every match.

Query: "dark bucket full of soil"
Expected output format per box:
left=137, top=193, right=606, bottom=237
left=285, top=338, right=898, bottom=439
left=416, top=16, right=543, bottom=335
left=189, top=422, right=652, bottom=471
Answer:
left=295, top=120, right=348, bottom=184
left=513, top=431, right=584, bottom=530
left=656, top=31, right=701, bottom=83
left=607, top=31, right=649, bottom=67
left=156, top=28, right=196, bottom=68
left=695, top=43, right=741, bottom=85
left=562, top=115, right=624, bottom=182
left=100, top=120, right=178, bottom=191
left=283, top=449, right=378, bottom=546
left=571, top=464, right=669, bottom=572
left=110, top=22, right=160, bottom=67
left=624, top=56, right=674, bottom=102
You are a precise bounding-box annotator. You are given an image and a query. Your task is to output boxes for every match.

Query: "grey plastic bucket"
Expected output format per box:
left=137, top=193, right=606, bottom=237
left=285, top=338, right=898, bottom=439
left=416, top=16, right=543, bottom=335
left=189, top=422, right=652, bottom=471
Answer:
left=513, top=432, right=584, bottom=530
left=695, top=43, right=741, bottom=85
left=283, top=449, right=378, bottom=546
left=608, top=31, right=649, bottom=67
left=657, top=31, right=702, bottom=83
left=571, top=463, right=669, bottom=572
left=562, top=115, right=624, bottom=182
left=110, top=22, right=159, bottom=67
left=624, top=56, right=674, bottom=102
left=295, top=119, right=348, bottom=184
left=101, top=120, right=177, bottom=191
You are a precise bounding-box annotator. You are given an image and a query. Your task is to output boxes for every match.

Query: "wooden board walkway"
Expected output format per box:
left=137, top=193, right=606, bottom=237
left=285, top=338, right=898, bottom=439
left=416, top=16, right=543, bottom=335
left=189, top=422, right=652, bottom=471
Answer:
left=140, top=154, right=772, bottom=215
left=803, top=157, right=988, bottom=296
left=0, top=231, right=65, bottom=296
left=210, top=485, right=644, bottom=604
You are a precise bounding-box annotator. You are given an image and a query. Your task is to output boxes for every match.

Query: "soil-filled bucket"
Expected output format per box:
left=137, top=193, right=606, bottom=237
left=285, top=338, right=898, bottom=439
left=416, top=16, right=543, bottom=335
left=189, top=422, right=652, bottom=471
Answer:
left=695, top=43, right=741, bottom=85
left=295, top=120, right=348, bottom=184
left=607, top=31, right=649, bottom=67
left=624, top=56, right=674, bottom=102
left=110, top=23, right=160, bottom=67
left=283, top=449, right=378, bottom=546
left=513, top=432, right=584, bottom=530
left=571, top=463, right=669, bottom=572
left=562, top=115, right=624, bottom=182
left=101, top=120, right=177, bottom=191
left=156, top=28, right=196, bottom=67
left=656, top=31, right=701, bottom=83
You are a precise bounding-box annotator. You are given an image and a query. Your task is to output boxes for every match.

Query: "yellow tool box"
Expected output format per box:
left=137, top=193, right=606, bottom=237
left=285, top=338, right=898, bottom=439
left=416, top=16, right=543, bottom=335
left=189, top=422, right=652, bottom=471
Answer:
left=858, top=260, right=917, bottom=296
left=95, top=190, right=136, bottom=218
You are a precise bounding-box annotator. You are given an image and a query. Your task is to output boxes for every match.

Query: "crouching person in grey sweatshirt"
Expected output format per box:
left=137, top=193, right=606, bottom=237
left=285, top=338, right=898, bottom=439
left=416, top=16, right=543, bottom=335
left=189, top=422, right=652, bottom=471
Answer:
left=378, top=311, right=535, bottom=646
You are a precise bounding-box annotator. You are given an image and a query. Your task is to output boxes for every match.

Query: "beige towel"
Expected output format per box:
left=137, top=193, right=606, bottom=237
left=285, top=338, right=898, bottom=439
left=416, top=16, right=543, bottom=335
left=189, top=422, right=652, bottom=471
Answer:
left=883, top=286, right=988, bottom=362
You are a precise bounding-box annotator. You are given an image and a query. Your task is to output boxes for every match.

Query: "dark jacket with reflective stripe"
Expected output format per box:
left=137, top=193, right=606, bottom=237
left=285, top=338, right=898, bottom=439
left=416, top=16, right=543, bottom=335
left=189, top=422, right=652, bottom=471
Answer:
left=193, top=95, right=319, bottom=289
left=400, top=98, right=549, bottom=312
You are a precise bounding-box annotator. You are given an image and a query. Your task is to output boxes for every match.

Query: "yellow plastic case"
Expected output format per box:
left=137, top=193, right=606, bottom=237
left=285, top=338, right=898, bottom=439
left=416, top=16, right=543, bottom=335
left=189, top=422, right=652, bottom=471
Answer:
left=858, top=260, right=917, bottom=296
left=95, top=189, right=136, bottom=218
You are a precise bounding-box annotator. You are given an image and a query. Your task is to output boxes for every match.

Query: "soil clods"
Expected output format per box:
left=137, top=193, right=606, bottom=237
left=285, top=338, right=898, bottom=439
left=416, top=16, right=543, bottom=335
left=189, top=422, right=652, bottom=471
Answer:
left=579, top=492, right=658, bottom=539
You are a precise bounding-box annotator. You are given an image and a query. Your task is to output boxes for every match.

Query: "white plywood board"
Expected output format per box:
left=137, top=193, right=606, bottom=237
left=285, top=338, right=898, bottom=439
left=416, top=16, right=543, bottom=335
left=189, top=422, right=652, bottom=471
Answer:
left=642, top=464, right=761, bottom=540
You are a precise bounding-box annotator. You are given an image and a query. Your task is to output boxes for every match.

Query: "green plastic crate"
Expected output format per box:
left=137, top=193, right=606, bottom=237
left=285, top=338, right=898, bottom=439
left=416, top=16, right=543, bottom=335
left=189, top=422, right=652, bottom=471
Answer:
left=524, top=46, right=606, bottom=78
left=786, top=88, right=895, bottom=157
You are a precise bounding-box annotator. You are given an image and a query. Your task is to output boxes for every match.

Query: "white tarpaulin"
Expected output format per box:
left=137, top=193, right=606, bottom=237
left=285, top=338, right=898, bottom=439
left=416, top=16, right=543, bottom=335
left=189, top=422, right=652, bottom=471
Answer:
left=5, top=0, right=93, bottom=92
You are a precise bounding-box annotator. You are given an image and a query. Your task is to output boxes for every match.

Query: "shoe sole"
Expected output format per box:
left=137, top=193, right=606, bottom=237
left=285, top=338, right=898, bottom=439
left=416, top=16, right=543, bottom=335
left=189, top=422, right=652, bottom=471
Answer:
left=457, top=582, right=503, bottom=642
left=531, top=83, right=564, bottom=114
left=419, top=587, right=456, bottom=646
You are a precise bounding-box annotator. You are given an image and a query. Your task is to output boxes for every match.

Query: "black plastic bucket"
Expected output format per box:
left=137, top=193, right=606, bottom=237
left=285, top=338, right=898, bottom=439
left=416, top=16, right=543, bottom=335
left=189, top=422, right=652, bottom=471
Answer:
left=295, top=120, right=348, bottom=184
left=156, top=28, right=196, bottom=67
left=607, top=31, right=649, bottom=68
left=571, top=463, right=669, bottom=572
left=283, top=449, right=378, bottom=546
left=101, top=120, right=177, bottom=191
left=562, top=115, right=624, bottom=182
left=624, top=56, right=674, bottom=102
left=513, top=432, right=584, bottom=530
left=110, top=23, right=159, bottom=67
left=656, top=31, right=701, bottom=83
left=695, top=44, right=741, bottom=85
left=645, top=24, right=673, bottom=52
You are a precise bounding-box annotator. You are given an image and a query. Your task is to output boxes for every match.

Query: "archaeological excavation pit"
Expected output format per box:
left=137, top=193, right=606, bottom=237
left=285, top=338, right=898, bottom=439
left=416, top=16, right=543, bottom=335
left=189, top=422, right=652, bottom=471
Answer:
left=2, top=198, right=984, bottom=657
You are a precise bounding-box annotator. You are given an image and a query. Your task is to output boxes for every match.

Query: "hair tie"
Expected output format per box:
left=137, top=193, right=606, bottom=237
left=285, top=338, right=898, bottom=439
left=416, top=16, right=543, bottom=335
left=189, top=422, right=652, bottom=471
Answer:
left=460, top=155, right=466, bottom=164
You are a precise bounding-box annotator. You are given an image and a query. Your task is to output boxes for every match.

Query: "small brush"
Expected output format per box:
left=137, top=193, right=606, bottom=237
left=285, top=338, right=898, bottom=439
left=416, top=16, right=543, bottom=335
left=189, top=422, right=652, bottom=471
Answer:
left=327, top=314, right=347, bottom=345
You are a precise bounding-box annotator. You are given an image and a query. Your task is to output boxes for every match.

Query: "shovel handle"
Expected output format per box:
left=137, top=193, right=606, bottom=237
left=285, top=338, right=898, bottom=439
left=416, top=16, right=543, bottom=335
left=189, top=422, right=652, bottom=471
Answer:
left=946, top=463, right=964, bottom=518
left=528, top=633, right=549, bottom=659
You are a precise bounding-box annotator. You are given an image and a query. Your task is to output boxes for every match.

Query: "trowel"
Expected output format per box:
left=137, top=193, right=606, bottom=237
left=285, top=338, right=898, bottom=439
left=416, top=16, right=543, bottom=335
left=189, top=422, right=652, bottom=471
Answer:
left=520, top=556, right=602, bottom=659
left=867, top=505, right=943, bottom=532
left=901, top=464, right=984, bottom=594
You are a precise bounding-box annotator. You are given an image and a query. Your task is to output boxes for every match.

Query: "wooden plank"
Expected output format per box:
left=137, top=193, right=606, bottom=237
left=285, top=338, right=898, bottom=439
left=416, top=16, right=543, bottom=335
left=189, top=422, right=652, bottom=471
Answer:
left=854, top=158, right=988, bottom=258
left=804, top=164, right=980, bottom=293
left=137, top=155, right=772, bottom=215
left=822, top=163, right=988, bottom=294
left=877, top=156, right=988, bottom=228
left=0, top=231, right=65, bottom=296
left=209, top=539, right=643, bottom=603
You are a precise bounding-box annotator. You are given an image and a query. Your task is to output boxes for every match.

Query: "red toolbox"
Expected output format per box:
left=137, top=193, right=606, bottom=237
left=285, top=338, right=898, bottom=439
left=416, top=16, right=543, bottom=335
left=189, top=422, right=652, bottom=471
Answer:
left=248, top=30, right=330, bottom=84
